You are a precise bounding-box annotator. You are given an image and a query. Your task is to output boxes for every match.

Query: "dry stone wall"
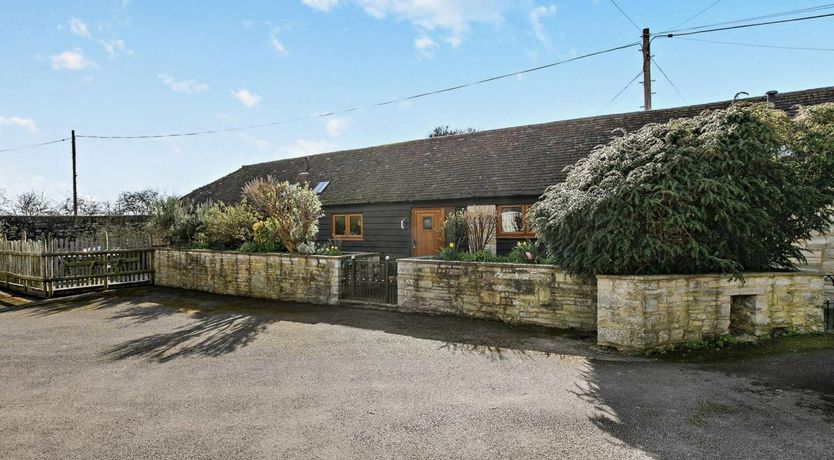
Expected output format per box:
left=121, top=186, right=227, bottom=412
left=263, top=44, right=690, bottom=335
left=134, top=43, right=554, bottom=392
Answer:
left=597, top=273, right=825, bottom=352
left=0, top=215, right=148, bottom=241
left=397, top=258, right=597, bottom=330
left=154, top=248, right=376, bottom=305
left=798, top=227, right=834, bottom=298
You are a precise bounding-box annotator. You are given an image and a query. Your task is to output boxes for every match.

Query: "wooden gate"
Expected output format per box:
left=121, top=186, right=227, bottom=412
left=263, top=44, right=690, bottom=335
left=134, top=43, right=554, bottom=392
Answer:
left=0, top=233, right=154, bottom=298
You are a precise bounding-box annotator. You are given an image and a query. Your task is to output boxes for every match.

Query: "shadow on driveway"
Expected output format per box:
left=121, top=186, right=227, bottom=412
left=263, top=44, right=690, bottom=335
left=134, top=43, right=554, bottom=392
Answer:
left=1, top=286, right=601, bottom=363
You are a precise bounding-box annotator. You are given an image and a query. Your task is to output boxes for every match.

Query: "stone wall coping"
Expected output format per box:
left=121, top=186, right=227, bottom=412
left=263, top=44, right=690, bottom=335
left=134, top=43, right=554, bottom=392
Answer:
left=155, top=247, right=379, bottom=260
left=596, top=271, right=823, bottom=281
left=398, top=257, right=563, bottom=271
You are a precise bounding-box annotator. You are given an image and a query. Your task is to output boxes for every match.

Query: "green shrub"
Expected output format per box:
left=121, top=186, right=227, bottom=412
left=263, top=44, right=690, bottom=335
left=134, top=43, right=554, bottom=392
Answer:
left=197, top=202, right=258, bottom=250
left=441, top=211, right=468, bottom=250
left=242, top=177, right=323, bottom=252
left=529, top=103, right=834, bottom=280
left=146, top=197, right=204, bottom=247
left=238, top=240, right=284, bottom=253
left=507, top=240, right=552, bottom=264
left=437, top=242, right=459, bottom=261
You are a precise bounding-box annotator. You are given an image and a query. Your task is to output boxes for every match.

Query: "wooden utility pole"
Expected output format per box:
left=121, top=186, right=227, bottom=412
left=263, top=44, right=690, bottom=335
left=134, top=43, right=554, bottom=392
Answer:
left=642, top=27, right=652, bottom=111
left=71, top=130, right=78, bottom=216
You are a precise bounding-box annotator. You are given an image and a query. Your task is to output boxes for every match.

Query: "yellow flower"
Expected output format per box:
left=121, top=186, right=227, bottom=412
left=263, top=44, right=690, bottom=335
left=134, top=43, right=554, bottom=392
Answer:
left=448, top=242, right=455, bottom=249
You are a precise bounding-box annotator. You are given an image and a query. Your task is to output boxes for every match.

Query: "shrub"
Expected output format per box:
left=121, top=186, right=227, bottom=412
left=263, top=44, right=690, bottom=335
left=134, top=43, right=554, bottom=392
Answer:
left=441, top=211, right=468, bottom=250
left=196, top=202, right=258, bottom=250
left=462, top=206, right=496, bottom=253
left=507, top=240, right=552, bottom=264
left=147, top=197, right=204, bottom=246
left=528, top=103, right=834, bottom=280
left=438, top=242, right=460, bottom=261
left=242, top=176, right=323, bottom=252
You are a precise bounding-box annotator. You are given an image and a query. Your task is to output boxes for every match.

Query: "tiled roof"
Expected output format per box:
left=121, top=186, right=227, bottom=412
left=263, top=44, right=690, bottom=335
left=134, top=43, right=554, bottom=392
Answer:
left=185, top=86, right=834, bottom=206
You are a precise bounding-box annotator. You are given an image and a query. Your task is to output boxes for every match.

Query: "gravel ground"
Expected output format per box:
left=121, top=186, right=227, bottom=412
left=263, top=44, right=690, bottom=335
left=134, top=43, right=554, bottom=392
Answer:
left=0, top=286, right=831, bottom=459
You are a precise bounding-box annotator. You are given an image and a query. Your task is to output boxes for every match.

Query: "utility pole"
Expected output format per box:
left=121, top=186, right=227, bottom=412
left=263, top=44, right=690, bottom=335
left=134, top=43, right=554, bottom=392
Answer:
left=641, top=27, right=652, bottom=111
left=71, top=129, right=78, bottom=216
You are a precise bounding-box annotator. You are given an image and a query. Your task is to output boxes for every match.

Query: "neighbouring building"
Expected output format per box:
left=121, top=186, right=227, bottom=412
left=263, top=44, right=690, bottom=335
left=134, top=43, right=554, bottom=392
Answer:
left=186, top=86, right=834, bottom=265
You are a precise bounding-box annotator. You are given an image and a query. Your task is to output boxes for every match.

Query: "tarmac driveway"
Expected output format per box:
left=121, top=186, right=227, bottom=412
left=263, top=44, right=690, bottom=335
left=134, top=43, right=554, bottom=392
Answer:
left=0, top=286, right=832, bottom=459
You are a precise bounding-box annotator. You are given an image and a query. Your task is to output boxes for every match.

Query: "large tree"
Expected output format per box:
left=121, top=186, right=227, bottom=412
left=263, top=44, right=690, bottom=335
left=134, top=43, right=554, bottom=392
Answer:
left=528, top=103, right=834, bottom=279
left=9, top=191, right=57, bottom=216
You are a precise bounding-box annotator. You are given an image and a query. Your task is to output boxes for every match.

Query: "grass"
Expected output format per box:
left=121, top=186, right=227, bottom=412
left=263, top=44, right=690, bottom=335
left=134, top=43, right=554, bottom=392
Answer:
left=654, top=333, right=834, bottom=363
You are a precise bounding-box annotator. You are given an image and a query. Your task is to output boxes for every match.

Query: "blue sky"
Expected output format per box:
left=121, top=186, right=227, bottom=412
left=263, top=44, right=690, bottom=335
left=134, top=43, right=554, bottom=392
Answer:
left=2, top=0, right=833, bottom=202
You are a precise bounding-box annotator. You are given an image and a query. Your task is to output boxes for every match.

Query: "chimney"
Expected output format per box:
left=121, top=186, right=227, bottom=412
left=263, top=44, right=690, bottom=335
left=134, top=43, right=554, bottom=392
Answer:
left=765, top=90, right=778, bottom=108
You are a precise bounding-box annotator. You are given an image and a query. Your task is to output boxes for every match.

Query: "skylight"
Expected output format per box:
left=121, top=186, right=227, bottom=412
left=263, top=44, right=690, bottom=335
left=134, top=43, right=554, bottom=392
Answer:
left=312, top=181, right=330, bottom=194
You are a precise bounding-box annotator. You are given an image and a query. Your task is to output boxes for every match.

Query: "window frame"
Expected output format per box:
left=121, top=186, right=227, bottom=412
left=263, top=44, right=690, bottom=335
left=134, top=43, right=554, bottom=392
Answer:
left=332, top=213, right=364, bottom=240
left=496, top=204, right=535, bottom=238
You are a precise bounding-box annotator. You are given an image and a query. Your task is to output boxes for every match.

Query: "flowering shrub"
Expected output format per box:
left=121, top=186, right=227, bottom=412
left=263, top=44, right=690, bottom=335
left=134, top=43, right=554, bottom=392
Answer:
left=507, top=240, right=553, bottom=264
left=528, top=103, right=834, bottom=279
left=242, top=176, right=323, bottom=252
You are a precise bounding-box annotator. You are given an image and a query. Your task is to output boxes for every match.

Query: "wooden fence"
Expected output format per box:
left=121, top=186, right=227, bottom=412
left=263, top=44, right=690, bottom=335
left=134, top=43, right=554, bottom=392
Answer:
left=0, top=233, right=154, bottom=298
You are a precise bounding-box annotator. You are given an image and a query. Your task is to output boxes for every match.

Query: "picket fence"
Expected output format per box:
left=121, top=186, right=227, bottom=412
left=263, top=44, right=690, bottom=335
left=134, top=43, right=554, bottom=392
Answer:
left=0, top=232, right=154, bottom=298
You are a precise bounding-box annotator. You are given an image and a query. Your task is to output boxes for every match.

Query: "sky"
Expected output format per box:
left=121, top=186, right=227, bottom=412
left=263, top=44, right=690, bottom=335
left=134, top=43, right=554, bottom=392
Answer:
left=1, top=0, right=833, bottom=203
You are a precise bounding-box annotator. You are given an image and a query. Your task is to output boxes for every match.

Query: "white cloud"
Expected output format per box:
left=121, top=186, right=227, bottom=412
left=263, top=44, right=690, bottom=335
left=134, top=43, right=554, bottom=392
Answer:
left=231, top=88, right=261, bottom=108
left=50, top=48, right=95, bottom=70
left=529, top=4, right=557, bottom=47
left=302, top=0, right=340, bottom=12
left=100, top=38, right=132, bottom=58
left=414, top=36, right=436, bottom=51
left=65, top=16, right=131, bottom=59
left=68, top=17, right=91, bottom=38
left=324, top=117, right=350, bottom=137
left=355, top=0, right=508, bottom=46
left=303, top=0, right=507, bottom=47
left=0, top=116, right=38, bottom=133
left=269, top=28, right=288, bottom=56
left=158, top=74, right=209, bottom=94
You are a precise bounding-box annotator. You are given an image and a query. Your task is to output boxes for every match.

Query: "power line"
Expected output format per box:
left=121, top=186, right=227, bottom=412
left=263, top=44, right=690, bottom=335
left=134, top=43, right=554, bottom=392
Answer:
left=75, top=42, right=640, bottom=140
left=657, top=3, right=834, bottom=34
left=651, top=58, right=686, bottom=103
left=671, top=36, right=834, bottom=52
left=659, top=12, right=834, bottom=38
left=604, top=70, right=643, bottom=108
left=609, top=0, right=641, bottom=31
left=669, top=0, right=722, bottom=30
left=0, top=138, right=68, bottom=153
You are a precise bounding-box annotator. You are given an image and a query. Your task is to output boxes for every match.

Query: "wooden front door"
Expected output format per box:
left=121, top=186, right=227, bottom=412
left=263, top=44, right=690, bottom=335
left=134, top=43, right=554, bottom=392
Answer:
left=411, top=208, right=445, bottom=257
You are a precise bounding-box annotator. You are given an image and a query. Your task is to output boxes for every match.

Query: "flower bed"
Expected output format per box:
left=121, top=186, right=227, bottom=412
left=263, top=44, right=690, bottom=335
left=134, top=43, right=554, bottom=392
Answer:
left=154, top=248, right=378, bottom=305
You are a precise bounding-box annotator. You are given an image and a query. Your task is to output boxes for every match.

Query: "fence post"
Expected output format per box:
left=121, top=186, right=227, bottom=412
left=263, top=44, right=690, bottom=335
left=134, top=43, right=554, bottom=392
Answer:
left=383, top=256, right=390, bottom=304
left=103, top=231, right=109, bottom=291
left=349, top=256, right=356, bottom=298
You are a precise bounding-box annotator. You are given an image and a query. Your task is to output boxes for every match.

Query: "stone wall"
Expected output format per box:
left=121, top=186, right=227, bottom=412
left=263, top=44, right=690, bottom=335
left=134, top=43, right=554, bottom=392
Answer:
left=0, top=215, right=148, bottom=241
left=397, top=258, right=597, bottom=330
left=597, top=273, right=825, bottom=352
left=154, top=248, right=377, bottom=305
left=798, top=227, right=834, bottom=298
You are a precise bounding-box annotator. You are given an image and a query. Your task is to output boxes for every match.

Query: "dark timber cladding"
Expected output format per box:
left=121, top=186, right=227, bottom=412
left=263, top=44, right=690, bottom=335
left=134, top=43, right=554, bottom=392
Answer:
left=183, top=86, right=834, bottom=258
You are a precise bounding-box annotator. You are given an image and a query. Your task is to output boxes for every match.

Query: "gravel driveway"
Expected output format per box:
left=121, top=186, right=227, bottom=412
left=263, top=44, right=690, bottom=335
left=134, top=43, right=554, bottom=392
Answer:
left=1, top=287, right=831, bottom=459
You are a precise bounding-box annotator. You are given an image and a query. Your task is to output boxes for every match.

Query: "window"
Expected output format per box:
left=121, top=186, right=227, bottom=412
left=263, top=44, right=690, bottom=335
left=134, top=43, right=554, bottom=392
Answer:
left=332, top=213, right=363, bottom=240
left=497, top=204, right=535, bottom=237
left=312, top=181, right=330, bottom=194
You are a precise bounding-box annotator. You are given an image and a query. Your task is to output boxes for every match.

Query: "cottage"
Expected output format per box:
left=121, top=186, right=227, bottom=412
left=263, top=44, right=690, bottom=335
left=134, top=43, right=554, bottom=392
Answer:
left=186, top=86, right=834, bottom=263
